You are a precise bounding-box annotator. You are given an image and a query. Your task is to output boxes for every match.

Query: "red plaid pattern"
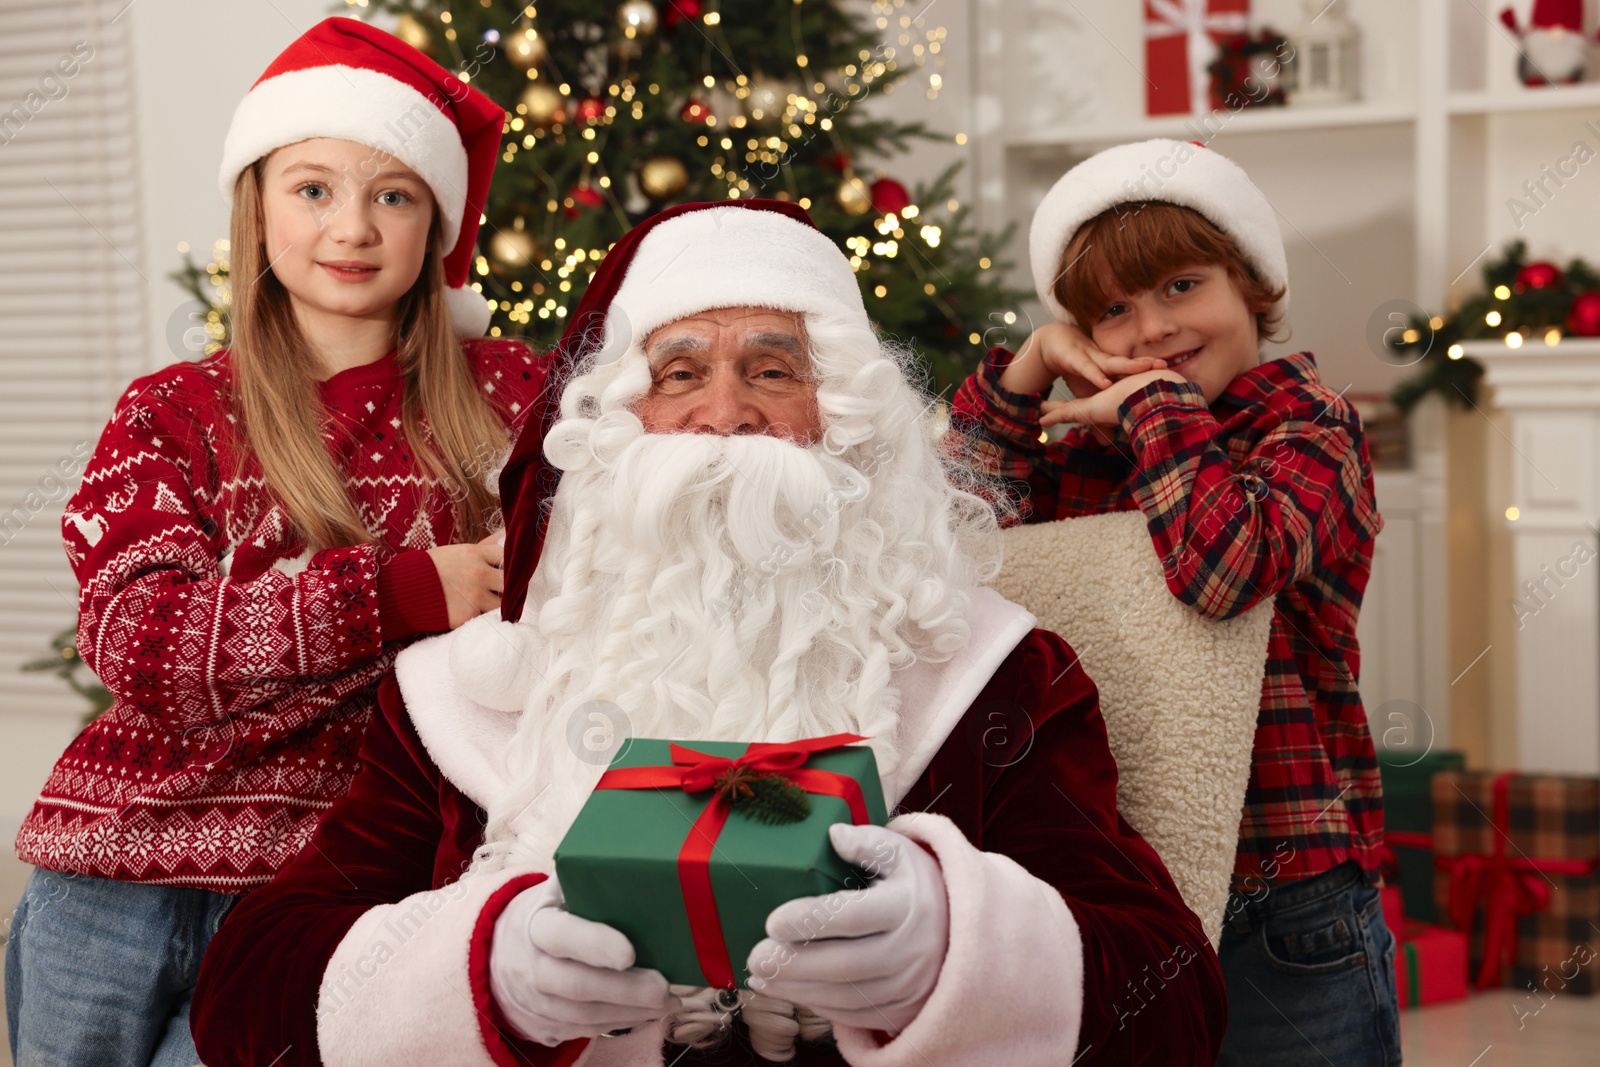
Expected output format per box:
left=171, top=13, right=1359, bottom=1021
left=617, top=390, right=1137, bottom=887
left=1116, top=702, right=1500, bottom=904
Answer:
left=951, top=349, right=1385, bottom=891
left=1431, top=771, right=1600, bottom=995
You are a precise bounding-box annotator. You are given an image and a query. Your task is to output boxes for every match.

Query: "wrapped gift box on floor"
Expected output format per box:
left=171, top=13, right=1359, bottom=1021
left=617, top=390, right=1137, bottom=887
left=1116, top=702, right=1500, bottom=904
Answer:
left=1431, top=771, right=1600, bottom=994
left=555, top=734, right=889, bottom=989
left=1378, top=749, right=1466, bottom=923
left=1143, top=0, right=1250, bottom=116
left=1395, top=921, right=1469, bottom=1009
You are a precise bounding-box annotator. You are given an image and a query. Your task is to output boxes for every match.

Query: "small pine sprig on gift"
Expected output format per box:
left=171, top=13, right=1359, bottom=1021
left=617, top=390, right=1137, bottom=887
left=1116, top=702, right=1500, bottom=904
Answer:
left=715, top=767, right=813, bottom=825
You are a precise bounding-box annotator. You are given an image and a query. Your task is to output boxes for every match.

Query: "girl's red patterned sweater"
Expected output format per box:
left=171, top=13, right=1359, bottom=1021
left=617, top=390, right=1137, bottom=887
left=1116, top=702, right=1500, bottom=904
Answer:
left=15, top=338, right=549, bottom=891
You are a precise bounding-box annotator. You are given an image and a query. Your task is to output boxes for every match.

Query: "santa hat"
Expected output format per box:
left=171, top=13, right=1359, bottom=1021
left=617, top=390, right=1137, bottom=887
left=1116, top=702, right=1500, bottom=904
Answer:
left=218, top=17, right=506, bottom=337
left=1501, top=0, right=1584, bottom=33
left=1028, top=138, right=1289, bottom=326
left=495, top=200, right=853, bottom=626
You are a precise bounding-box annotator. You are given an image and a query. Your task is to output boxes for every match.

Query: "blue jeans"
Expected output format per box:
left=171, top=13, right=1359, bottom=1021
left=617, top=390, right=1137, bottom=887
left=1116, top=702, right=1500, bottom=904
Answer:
left=5, top=867, right=238, bottom=1067
left=1216, top=861, right=1401, bottom=1066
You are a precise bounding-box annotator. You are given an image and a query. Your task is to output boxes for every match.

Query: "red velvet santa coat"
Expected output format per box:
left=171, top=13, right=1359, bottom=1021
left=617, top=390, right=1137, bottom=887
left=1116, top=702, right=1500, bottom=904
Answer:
left=192, top=590, right=1225, bottom=1066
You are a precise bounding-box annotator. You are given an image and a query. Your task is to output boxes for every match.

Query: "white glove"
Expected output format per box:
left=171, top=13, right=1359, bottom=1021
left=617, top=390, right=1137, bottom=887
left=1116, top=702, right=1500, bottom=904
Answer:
left=745, top=822, right=949, bottom=1033
left=489, top=875, right=681, bottom=1046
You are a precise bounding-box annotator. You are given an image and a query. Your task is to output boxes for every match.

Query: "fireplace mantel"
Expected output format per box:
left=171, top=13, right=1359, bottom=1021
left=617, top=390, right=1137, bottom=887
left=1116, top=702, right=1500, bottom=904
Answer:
left=1465, top=339, right=1600, bottom=774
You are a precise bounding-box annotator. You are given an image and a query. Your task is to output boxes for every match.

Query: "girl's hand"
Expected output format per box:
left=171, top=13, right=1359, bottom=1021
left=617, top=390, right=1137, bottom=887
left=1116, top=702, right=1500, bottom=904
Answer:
left=1040, top=369, right=1187, bottom=436
left=999, top=322, right=1169, bottom=397
left=425, top=531, right=504, bottom=629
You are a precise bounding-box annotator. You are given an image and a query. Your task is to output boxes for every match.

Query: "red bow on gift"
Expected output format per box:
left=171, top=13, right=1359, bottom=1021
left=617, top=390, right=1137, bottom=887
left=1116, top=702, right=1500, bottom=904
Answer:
left=595, top=733, right=872, bottom=989
left=1442, top=773, right=1598, bottom=989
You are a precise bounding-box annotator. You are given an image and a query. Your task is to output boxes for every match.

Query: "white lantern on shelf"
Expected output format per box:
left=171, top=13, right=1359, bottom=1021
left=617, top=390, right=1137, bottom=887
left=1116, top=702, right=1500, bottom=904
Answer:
left=1285, top=0, right=1361, bottom=106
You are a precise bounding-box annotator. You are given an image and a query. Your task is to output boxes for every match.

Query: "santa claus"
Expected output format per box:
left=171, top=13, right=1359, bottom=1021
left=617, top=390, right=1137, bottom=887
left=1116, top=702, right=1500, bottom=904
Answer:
left=191, top=201, right=1225, bottom=1065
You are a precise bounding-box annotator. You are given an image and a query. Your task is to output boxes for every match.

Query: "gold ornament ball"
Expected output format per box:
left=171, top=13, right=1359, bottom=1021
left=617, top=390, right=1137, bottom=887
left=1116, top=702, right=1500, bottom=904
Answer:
left=617, top=0, right=659, bottom=37
left=836, top=175, right=872, bottom=216
left=395, top=14, right=431, bottom=51
left=520, top=83, right=565, bottom=126
left=506, top=28, right=548, bottom=69
left=639, top=154, right=689, bottom=200
left=490, top=227, right=537, bottom=268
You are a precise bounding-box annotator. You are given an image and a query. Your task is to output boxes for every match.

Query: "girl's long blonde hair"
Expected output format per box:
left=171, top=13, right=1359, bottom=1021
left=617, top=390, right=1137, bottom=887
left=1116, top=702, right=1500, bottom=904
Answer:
left=225, top=159, right=510, bottom=551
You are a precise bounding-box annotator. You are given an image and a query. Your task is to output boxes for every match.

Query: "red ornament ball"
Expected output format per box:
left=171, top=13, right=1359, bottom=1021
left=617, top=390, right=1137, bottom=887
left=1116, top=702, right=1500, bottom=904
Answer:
left=1515, top=261, right=1564, bottom=292
left=1566, top=291, right=1600, bottom=337
left=680, top=97, right=712, bottom=124
left=665, top=0, right=701, bottom=27
left=564, top=184, right=606, bottom=218
left=820, top=152, right=851, bottom=172
left=870, top=177, right=911, bottom=216
left=574, top=97, right=607, bottom=124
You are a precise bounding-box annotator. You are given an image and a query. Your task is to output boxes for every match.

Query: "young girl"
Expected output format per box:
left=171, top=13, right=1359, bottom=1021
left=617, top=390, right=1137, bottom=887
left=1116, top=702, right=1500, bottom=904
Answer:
left=953, top=139, right=1394, bottom=1066
left=6, top=18, right=545, bottom=1067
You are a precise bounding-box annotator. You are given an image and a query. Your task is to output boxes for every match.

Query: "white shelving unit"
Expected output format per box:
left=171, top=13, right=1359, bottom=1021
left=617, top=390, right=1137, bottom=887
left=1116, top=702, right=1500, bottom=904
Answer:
left=963, top=0, right=1600, bottom=755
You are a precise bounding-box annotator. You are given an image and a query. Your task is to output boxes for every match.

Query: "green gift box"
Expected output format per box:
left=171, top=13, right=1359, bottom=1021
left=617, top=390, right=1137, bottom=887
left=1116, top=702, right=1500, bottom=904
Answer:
left=1378, top=749, right=1466, bottom=924
left=554, top=735, right=889, bottom=989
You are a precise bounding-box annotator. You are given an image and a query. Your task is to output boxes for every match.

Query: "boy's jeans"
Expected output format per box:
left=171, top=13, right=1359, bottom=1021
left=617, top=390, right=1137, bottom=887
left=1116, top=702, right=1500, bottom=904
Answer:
left=1216, top=860, right=1401, bottom=1066
left=6, top=867, right=237, bottom=1067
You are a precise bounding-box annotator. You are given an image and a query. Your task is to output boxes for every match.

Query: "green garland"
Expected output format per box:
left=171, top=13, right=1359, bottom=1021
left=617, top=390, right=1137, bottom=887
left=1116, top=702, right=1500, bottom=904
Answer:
left=1390, top=241, right=1600, bottom=412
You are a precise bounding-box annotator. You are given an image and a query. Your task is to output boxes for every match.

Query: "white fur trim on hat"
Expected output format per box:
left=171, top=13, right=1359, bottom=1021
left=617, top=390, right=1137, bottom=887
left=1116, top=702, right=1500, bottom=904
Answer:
left=1028, top=138, right=1289, bottom=326
left=444, top=283, right=493, bottom=339
left=218, top=65, right=469, bottom=244
left=604, top=207, right=871, bottom=347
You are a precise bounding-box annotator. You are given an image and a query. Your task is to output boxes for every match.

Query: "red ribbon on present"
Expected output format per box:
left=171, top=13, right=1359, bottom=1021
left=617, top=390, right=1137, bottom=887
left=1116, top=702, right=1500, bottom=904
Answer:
left=1440, top=773, right=1600, bottom=989
left=595, top=733, right=872, bottom=989
left=1144, top=0, right=1250, bottom=115
left=1378, top=829, right=1436, bottom=879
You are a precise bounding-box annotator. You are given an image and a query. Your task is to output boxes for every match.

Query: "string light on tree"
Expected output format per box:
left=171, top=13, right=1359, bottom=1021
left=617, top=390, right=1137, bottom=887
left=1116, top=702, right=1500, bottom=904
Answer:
left=506, top=26, right=548, bottom=68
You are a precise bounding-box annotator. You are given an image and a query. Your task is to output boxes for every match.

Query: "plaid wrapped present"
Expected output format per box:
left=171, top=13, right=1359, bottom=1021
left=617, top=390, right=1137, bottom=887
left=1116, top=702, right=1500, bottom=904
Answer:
left=1378, top=749, right=1467, bottom=923
left=1431, top=771, right=1600, bottom=994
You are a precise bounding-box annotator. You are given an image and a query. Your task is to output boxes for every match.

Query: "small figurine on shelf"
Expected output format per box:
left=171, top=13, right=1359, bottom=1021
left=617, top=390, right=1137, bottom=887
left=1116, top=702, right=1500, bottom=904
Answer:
left=1209, top=30, right=1290, bottom=110
left=1284, top=0, right=1361, bottom=106
left=1500, top=0, right=1593, bottom=86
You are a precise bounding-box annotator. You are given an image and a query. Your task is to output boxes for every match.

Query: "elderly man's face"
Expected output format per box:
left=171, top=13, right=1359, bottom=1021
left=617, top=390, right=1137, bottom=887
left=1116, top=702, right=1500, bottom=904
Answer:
left=633, top=306, right=822, bottom=443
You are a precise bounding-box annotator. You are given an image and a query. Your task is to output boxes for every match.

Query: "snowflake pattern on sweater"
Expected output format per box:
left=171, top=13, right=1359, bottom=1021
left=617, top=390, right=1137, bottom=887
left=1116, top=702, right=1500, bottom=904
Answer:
left=16, top=338, right=549, bottom=891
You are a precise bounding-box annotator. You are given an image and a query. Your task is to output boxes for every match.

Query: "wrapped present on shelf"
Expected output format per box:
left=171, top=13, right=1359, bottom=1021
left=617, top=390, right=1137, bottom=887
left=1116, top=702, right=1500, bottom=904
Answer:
left=1432, top=771, right=1600, bottom=994
left=554, top=733, right=889, bottom=989
left=1378, top=749, right=1466, bottom=924
left=1144, top=0, right=1250, bottom=116
left=1394, top=921, right=1469, bottom=1009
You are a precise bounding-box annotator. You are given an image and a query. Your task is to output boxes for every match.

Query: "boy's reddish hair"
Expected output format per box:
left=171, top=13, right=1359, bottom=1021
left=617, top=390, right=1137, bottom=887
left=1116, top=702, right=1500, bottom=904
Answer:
left=1054, top=202, right=1287, bottom=342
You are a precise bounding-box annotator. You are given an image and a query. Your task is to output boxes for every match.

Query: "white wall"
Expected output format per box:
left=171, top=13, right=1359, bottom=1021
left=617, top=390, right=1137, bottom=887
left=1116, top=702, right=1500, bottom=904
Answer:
left=129, top=0, right=339, bottom=376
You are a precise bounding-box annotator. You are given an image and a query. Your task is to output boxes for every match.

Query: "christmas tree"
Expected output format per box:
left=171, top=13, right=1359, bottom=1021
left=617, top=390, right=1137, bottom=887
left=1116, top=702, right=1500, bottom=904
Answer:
left=314, top=0, right=1028, bottom=394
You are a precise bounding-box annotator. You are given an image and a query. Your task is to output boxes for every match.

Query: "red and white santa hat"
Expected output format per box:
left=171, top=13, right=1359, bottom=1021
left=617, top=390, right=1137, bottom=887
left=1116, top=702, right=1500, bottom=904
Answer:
left=1502, top=0, right=1584, bottom=33
left=218, top=17, right=507, bottom=337
left=1028, top=138, right=1289, bottom=326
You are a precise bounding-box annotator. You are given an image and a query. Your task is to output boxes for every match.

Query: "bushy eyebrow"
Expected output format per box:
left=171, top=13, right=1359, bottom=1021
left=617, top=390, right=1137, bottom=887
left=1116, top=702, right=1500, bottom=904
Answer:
left=646, top=331, right=805, bottom=363
left=744, top=331, right=803, bottom=358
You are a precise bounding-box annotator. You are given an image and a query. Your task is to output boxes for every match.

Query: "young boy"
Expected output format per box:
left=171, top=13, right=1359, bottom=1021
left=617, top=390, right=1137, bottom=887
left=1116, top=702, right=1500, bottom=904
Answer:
left=952, top=139, right=1396, bottom=1067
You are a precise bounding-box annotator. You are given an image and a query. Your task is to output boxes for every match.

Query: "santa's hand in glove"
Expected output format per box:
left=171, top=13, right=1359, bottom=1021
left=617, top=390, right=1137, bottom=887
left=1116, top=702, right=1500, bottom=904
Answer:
left=745, top=822, right=949, bottom=1033
left=490, top=875, right=681, bottom=1046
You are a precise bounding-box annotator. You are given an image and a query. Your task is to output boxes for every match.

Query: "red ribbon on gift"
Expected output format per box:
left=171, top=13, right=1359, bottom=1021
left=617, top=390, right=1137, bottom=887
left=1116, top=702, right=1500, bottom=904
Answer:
left=595, top=733, right=872, bottom=989
left=1440, top=773, right=1600, bottom=989
left=1378, top=830, right=1436, bottom=879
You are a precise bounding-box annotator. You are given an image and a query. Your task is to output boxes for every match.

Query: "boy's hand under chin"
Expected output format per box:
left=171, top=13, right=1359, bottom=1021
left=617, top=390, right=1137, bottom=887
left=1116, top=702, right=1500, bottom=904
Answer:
left=1040, top=369, right=1188, bottom=439
left=1001, top=321, right=1170, bottom=397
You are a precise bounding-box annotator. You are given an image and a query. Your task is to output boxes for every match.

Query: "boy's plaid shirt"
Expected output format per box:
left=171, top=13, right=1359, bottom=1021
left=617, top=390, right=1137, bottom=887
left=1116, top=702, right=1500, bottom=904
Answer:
left=952, top=350, right=1386, bottom=892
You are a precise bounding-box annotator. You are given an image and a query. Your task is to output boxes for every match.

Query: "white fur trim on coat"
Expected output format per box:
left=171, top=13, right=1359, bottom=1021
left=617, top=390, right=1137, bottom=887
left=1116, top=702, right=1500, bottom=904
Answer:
left=833, top=812, right=1084, bottom=1067
left=218, top=65, right=469, bottom=244
left=1028, top=138, right=1289, bottom=326
left=316, top=867, right=540, bottom=1067
left=395, top=587, right=1037, bottom=814
left=601, top=207, right=872, bottom=348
